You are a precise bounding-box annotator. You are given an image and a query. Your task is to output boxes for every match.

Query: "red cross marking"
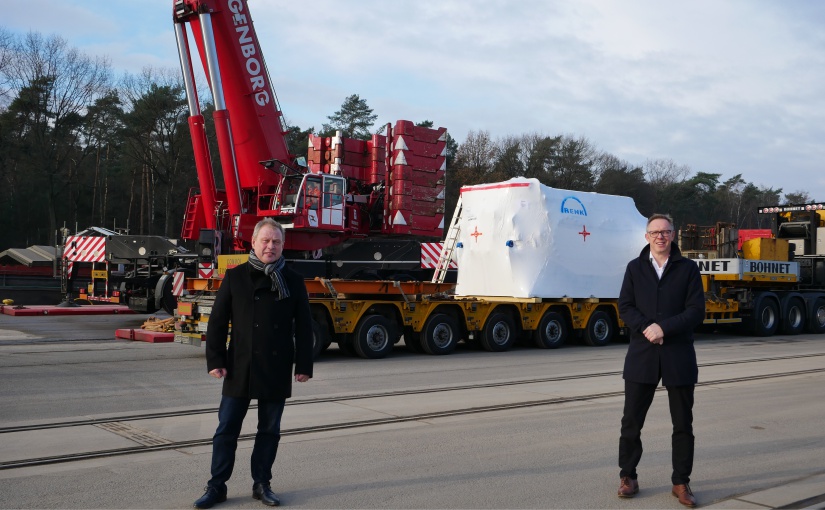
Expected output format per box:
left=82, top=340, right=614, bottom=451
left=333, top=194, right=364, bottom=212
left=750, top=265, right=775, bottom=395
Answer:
left=470, top=226, right=483, bottom=243
left=579, top=225, right=591, bottom=241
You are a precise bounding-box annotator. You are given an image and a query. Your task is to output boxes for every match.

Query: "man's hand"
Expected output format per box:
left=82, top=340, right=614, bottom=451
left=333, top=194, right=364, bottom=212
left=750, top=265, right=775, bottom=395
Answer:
left=209, top=368, right=227, bottom=379
left=643, top=323, right=664, bottom=345
left=295, top=374, right=311, bottom=383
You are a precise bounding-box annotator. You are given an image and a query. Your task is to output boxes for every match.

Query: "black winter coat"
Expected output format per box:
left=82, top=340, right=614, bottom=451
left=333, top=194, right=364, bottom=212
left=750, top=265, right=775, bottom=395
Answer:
left=618, top=243, right=705, bottom=386
left=205, top=262, right=314, bottom=400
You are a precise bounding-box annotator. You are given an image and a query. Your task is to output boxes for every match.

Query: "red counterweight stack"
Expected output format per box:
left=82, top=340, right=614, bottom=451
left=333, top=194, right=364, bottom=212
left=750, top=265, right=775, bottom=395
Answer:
left=306, top=134, right=330, bottom=174
left=306, top=121, right=446, bottom=239
left=387, top=120, right=447, bottom=237
left=367, top=134, right=387, bottom=186
left=307, top=134, right=369, bottom=181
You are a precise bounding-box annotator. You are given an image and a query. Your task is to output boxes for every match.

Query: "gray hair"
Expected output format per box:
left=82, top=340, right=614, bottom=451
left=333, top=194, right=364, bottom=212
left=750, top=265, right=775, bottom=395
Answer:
left=252, top=218, right=285, bottom=240
left=646, top=213, right=674, bottom=228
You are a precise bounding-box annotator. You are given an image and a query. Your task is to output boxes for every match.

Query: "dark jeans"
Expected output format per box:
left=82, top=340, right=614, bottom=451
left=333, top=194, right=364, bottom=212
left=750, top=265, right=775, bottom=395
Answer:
left=619, top=380, right=695, bottom=485
left=208, top=395, right=286, bottom=492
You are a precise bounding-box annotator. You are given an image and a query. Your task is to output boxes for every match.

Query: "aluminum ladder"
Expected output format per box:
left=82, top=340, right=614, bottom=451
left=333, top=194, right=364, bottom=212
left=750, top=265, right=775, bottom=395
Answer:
left=431, top=196, right=462, bottom=284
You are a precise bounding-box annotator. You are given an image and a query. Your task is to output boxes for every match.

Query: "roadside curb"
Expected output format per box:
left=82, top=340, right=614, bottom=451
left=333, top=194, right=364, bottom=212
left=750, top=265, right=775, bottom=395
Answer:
left=704, top=471, right=825, bottom=509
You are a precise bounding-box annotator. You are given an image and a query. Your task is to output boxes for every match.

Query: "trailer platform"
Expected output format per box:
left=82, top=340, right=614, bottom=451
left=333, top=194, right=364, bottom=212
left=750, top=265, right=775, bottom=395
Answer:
left=0, top=304, right=135, bottom=316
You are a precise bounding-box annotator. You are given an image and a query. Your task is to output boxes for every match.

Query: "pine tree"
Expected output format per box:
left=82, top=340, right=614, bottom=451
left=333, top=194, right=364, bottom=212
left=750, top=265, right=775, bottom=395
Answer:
left=321, top=94, right=377, bottom=140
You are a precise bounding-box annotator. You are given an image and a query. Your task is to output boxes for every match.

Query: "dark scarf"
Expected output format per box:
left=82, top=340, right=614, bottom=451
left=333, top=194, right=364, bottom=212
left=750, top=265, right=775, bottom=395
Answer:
left=248, top=250, right=290, bottom=300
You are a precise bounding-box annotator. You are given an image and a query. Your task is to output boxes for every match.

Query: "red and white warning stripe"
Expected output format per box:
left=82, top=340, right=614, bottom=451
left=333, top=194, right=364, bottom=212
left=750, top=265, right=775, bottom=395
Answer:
left=64, top=236, right=107, bottom=278
left=172, top=271, right=186, bottom=296
left=420, top=242, right=458, bottom=269
left=64, top=236, right=106, bottom=262
left=198, top=263, right=214, bottom=279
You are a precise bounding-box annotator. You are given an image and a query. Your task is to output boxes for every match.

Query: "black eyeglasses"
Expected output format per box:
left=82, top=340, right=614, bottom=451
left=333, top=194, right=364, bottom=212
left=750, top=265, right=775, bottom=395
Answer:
left=647, top=230, right=673, bottom=238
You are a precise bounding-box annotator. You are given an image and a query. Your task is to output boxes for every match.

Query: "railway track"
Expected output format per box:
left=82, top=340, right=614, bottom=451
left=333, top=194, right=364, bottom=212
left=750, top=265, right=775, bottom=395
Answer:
left=2, top=351, right=824, bottom=434
left=2, top=352, right=824, bottom=471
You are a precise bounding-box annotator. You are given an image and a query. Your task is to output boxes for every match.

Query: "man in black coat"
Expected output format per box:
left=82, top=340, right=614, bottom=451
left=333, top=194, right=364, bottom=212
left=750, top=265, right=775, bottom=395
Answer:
left=616, top=214, right=705, bottom=508
left=194, top=218, right=314, bottom=509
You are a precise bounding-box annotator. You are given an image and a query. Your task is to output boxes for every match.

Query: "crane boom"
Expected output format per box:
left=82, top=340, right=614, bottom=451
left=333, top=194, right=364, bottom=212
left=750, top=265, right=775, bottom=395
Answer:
left=172, top=0, right=446, bottom=257
left=174, top=0, right=291, bottom=246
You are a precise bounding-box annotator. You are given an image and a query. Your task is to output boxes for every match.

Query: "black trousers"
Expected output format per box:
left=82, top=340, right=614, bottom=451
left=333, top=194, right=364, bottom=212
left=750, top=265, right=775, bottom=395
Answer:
left=207, top=395, right=286, bottom=492
left=619, top=380, right=695, bottom=485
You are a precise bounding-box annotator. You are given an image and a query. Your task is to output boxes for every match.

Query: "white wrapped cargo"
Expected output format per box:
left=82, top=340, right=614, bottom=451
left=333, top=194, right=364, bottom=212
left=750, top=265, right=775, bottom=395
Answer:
left=454, top=177, right=648, bottom=298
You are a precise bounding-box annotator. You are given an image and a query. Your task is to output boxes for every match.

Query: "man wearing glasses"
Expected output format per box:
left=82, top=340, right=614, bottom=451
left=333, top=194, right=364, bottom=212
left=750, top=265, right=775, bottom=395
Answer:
left=616, top=214, right=705, bottom=507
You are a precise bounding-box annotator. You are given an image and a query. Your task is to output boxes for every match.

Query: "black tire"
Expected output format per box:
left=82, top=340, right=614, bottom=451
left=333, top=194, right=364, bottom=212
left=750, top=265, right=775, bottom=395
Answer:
left=337, top=334, right=355, bottom=356
left=403, top=328, right=425, bottom=353
left=533, top=310, right=568, bottom=349
left=353, top=314, right=396, bottom=359
left=780, top=296, right=806, bottom=335
left=311, top=320, right=328, bottom=360
left=807, top=297, right=825, bottom=334
left=312, top=310, right=333, bottom=353
left=583, top=310, right=614, bottom=347
left=421, top=313, right=459, bottom=355
left=480, top=312, right=516, bottom=352
left=160, top=275, right=177, bottom=315
left=750, top=296, right=779, bottom=337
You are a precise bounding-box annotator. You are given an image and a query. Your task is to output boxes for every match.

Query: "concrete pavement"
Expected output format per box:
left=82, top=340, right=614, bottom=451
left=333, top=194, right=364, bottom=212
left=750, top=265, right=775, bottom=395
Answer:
left=703, top=471, right=825, bottom=509
left=2, top=369, right=825, bottom=508
left=2, top=320, right=825, bottom=509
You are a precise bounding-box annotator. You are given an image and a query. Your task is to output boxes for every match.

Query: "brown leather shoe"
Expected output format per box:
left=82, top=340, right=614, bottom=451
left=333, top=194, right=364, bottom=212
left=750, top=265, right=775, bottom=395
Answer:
left=672, top=483, right=697, bottom=507
left=618, top=476, right=639, bottom=498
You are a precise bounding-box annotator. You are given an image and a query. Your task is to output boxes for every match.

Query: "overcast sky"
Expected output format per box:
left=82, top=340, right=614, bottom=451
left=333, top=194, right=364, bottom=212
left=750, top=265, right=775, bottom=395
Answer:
left=3, top=0, right=823, bottom=202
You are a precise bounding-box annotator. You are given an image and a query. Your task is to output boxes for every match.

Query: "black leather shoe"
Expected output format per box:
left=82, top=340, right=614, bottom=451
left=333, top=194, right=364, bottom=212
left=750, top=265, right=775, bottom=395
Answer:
left=194, top=486, right=227, bottom=509
left=252, top=482, right=280, bottom=506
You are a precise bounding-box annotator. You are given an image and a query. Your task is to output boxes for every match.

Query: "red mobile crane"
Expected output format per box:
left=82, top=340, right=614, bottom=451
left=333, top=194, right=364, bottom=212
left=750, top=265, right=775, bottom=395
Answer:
left=92, top=0, right=449, bottom=313
left=172, top=0, right=446, bottom=255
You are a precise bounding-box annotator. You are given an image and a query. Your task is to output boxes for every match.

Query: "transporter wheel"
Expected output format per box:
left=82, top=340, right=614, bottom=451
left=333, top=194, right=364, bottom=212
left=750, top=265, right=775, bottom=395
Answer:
left=780, top=296, right=806, bottom=335
left=160, top=275, right=177, bottom=315
left=337, top=334, right=356, bottom=356
left=312, top=310, right=333, bottom=353
left=403, top=328, right=425, bottom=353
left=750, top=295, right=779, bottom=337
left=480, top=312, right=516, bottom=352
left=583, top=310, right=614, bottom=347
left=311, top=320, right=328, bottom=360
left=807, top=297, right=825, bottom=334
left=353, top=314, right=396, bottom=359
left=533, top=310, right=568, bottom=349
left=421, top=313, right=459, bottom=355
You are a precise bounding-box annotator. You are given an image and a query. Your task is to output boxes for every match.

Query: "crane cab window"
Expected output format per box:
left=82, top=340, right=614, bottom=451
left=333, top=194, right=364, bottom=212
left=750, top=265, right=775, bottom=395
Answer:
left=324, top=177, right=345, bottom=207
left=277, top=176, right=302, bottom=210
left=303, top=176, right=322, bottom=209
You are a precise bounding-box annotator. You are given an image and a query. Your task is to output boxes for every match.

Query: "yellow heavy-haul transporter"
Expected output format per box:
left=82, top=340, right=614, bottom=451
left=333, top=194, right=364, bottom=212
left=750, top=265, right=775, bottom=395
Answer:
left=682, top=202, right=825, bottom=337
left=303, top=278, right=625, bottom=359
left=175, top=252, right=627, bottom=359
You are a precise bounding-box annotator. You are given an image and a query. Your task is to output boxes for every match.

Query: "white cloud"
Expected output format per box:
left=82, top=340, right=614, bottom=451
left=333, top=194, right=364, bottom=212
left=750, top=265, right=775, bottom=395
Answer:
left=3, top=0, right=823, bottom=200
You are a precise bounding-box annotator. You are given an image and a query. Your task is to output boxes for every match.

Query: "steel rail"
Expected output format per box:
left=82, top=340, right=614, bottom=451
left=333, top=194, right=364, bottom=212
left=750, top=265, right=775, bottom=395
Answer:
left=2, top=366, right=824, bottom=471
left=2, top=352, right=824, bottom=434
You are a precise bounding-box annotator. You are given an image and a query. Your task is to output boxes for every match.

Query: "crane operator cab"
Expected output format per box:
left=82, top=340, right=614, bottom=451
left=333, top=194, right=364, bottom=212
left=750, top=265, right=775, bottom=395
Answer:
left=275, top=174, right=346, bottom=231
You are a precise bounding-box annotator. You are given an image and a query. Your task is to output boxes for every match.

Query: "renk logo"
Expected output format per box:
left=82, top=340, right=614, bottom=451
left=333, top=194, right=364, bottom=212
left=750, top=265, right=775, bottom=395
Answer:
left=560, top=196, right=587, bottom=216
